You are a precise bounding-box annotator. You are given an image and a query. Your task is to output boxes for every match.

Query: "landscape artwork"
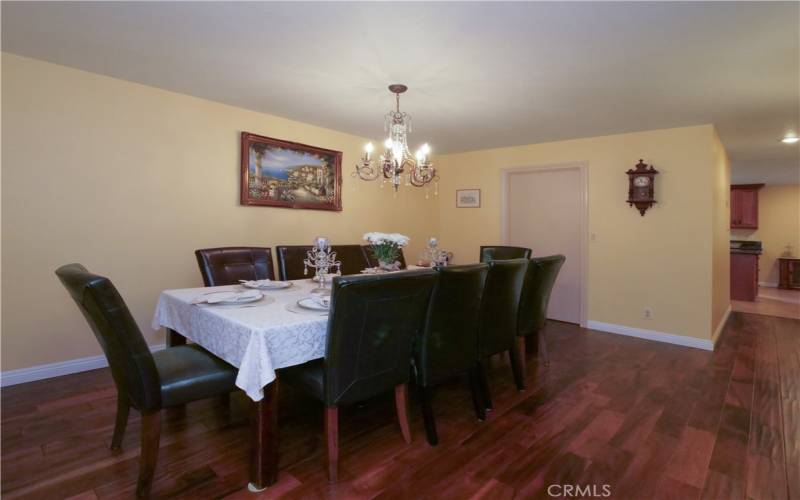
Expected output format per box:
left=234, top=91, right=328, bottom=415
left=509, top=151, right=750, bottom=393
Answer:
left=240, top=132, right=342, bottom=211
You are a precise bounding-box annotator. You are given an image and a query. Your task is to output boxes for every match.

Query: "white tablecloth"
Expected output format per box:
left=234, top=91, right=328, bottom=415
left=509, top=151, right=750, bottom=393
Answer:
left=151, top=280, right=328, bottom=401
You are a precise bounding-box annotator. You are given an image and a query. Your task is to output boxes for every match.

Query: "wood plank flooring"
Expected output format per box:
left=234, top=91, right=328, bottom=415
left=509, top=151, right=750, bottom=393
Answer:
left=732, top=287, right=800, bottom=320
left=2, top=312, right=798, bottom=499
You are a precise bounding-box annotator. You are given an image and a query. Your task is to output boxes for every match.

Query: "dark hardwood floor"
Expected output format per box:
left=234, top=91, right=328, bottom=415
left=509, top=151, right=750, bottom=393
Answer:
left=2, top=312, right=798, bottom=499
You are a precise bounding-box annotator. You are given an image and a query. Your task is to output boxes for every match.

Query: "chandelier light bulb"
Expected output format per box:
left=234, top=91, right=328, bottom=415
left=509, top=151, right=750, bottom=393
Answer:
left=415, top=149, right=424, bottom=161
left=782, top=135, right=799, bottom=144
left=421, top=143, right=431, bottom=155
left=384, top=138, right=393, bottom=149
left=364, top=142, right=374, bottom=153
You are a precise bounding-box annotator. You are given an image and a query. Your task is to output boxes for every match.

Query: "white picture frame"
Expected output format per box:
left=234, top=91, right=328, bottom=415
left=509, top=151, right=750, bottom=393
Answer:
left=456, top=189, right=481, bottom=208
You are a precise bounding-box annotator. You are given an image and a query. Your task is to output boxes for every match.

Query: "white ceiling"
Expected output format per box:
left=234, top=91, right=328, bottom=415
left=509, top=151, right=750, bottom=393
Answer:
left=2, top=1, right=798, bottom=183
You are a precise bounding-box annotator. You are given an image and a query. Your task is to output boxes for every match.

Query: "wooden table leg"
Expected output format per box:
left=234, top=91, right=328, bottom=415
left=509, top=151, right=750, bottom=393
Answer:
left=248, top=381, right=279, bottom=491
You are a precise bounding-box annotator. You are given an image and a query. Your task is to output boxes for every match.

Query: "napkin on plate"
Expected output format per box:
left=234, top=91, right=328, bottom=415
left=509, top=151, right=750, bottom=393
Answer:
left=309, top=294, right=331, bottom=308
left=193, top=289, right=261, bottom=304
left=240, top=279, right=272, bottom=288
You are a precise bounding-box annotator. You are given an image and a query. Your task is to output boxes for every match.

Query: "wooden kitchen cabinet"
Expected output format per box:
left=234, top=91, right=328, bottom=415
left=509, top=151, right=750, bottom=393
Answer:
left=730, top=184, right=763, bottom=229
left=731, top=252, right=759, bottom=301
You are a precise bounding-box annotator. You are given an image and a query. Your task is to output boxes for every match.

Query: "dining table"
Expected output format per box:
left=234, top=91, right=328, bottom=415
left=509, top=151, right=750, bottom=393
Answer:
left=151, top=278, right=330, bottom=491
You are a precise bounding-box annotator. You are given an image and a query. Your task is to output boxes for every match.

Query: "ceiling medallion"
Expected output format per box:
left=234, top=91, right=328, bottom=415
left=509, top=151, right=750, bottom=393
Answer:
left=354, top=85, right=438, bottom=196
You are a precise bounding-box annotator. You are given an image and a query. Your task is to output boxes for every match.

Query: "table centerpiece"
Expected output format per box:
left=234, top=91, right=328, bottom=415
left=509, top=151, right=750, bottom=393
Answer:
left=364, top=232, right=410, bottom=272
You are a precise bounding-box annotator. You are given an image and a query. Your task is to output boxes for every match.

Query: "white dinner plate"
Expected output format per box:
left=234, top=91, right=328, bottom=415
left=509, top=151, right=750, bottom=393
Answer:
left=202, top=290, right=263, bottom=305
left=297, top=297, right=329, bottom=311
left=285, top=302, right=328, bottom=315
left=240, top=280, right=293, bottom=290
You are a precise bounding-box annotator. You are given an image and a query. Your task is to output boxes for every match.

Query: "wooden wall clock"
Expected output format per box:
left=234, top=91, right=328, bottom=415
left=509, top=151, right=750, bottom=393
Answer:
left=626, top=159, right=658, bottom=216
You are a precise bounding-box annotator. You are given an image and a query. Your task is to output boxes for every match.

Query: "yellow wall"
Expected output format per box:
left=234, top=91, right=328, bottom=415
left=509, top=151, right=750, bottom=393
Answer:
left=436, top=125, right=720, bottom=341
left=731, top=184, right=800, bottom=284
left=1, top=53, right=438, bottom=370
left=711, top=130, right=731, bottom=337
left=1, top=52, right=736, bottom=372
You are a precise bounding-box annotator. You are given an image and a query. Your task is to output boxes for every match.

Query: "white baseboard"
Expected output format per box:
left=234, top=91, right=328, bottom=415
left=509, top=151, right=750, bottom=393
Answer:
left=586, top=321, right=714, bottom=351
left=1, top=344, right=166, bottom=387
left=711, top=305, right=732, bottom=346
left=759, top=281, right=778, bottom=288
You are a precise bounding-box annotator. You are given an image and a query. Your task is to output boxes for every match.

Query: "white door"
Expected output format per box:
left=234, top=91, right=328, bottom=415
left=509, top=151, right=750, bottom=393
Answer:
left=506, top=167, right=583, bottom=324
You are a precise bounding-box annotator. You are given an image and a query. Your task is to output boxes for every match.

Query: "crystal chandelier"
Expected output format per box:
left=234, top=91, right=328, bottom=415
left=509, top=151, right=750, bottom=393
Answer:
left=354, top=84, right=438, bottom=195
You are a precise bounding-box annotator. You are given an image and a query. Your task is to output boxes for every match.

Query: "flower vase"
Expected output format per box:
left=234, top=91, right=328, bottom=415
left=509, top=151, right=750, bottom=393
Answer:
left=378, top=260, right=400, bottom=272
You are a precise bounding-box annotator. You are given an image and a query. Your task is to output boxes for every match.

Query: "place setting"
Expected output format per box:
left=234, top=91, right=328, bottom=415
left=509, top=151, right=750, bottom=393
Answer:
left=286, top=290, right=330, bottom=316
left=190, top=289, right=275, bottom=308
left=239, top=279, right=293, bottom=290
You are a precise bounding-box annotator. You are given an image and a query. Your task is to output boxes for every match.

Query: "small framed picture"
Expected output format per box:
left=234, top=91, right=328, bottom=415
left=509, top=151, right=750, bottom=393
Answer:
left=456, top=189, right=481, bottom=208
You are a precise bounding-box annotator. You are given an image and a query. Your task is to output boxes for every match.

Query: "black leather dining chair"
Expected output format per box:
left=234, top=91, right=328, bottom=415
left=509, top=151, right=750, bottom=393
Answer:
left=55, top=264, right=237, bottom=498
left=277, top=245, right=372, bottom=280
left=516, top=255, right=566, bottom=377
left=332, top=245, right=371, bottom=275
left=476, top=258, right=529, bottom=409
left=414, top=264, right=489, bottom=446
left=362, top=245, right=407, bottom=269
left=194, top=247, right=275, bottom=286
left=479, top=246, right=532, bottom=263
left=280, top=269, right=437, bottom=481
left=275, top=245, right=311, bottom=281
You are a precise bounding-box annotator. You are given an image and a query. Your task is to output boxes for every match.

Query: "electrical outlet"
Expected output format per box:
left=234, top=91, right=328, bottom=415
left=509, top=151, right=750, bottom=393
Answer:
left=644, top=308, right=654, bottom=319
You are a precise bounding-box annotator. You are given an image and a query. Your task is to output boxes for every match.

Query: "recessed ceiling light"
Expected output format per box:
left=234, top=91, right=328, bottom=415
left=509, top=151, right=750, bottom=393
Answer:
left=781, top=135, right=799, bottom=144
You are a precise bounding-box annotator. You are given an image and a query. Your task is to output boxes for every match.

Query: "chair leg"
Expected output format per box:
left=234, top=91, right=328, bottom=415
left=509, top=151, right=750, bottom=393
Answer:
left=395, top=384, right=412, bottom=444
left=111, top=395, right=130, bottom=450
left=538, top=329, right=550, bottom=367
left=517, top=337, right=528, bottom=386
left=509, top=343, right=526, bottom=391
left=476, top=360, right=493, bottom=411
left=418, top=385, right=438, bottom=445
left=136, top=411, right=161, bottom=498
left=467, top=366, right=486, bottom=421
left=325, top=406, right=339, bottom=483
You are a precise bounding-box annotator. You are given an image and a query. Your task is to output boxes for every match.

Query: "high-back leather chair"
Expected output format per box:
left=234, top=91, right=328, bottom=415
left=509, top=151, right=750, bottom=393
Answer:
left=362, top=245, right=407, bottom=269
left=194, top=247, right=275, bottom=286
left=516, top=255, right=566, bottom=375
left=277, top=245, right=372, bottom=280
left=55, top=264, right=237, bottom=497
left=476, top=258, right=529, bottom=409
left=414, top=264, right=489, bottom=445
left=479, top=246, right=532, bottom=263
left=281, top=269, right=437, bottom=481
left=332, top=245, right=371, bottom=275
left=275, top=245, right=312, bottom=280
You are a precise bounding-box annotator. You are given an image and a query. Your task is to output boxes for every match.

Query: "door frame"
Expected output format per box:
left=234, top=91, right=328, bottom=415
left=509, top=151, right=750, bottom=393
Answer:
left=500, top=161, right=588, bottom=328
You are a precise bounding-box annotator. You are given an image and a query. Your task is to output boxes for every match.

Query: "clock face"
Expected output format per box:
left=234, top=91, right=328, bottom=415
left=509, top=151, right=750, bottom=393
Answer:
left=633, top=176, right=651, bottom=187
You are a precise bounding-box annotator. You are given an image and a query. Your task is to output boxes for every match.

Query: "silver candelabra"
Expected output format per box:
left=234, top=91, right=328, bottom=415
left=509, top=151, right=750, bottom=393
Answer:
left=421, top=237, right=451, bottom=267
left=303, top=237, right=341, bottom=292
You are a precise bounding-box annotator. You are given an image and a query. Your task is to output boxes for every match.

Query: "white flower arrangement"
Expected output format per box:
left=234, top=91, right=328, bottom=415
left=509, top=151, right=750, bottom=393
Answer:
left=363, top=232, right=410, bottom=269
left=363, top=232, right=410, bottom=247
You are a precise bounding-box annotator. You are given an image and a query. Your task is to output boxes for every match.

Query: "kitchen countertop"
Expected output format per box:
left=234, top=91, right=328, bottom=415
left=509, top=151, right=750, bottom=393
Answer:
left=730, top=240, right=762, bottom=255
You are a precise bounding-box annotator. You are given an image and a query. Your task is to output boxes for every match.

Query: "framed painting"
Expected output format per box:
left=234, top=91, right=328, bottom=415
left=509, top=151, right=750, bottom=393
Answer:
left=456, top=188, right=481, bottom=208
left=240, top=132, right=342, bottom=211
